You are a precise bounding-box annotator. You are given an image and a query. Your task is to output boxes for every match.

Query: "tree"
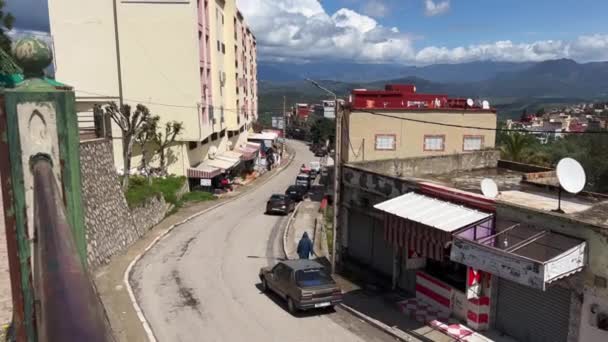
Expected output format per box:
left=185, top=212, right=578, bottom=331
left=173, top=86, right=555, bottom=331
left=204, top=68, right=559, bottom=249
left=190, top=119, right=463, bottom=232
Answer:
left=499, top=133, right=536, bottom=163
left=134, top=115, right=159, bottom=181
left=0, top=1, right=15, bottom=53
left=153, top=121, right=183, bottom=175
left=94, top=103, right=156, bottom=189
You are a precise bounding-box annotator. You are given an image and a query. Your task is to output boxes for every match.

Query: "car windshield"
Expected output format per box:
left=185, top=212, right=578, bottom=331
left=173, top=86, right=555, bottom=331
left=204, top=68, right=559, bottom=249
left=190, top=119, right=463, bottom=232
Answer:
left=295, top=269, right=333, bottom=287
left=310, top=162, right=320, bottom=168
left=270, top=194, right=285, bottom=200
left=296, top=175, right=309, bottom=181
left=287, top=186, right=299, bottom=192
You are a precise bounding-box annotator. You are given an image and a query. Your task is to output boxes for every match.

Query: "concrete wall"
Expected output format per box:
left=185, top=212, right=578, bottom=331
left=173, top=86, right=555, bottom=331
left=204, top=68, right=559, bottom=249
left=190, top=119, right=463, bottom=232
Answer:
left=347, top=110, right=497, bottom=162
left=496, top=202, right=608, bottom=341
left=80, top=139, right=169, bottom=269
left=350, top=150, right=500, bottom=178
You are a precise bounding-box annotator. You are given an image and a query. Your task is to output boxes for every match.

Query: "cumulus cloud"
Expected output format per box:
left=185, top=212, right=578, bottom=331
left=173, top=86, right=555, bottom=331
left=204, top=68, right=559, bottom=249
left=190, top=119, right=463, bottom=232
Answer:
left=361, top=0, right=390, bottom=18
left=237, top=0, right=608, bottom=65
left=424, top=0, right=450, bottom=17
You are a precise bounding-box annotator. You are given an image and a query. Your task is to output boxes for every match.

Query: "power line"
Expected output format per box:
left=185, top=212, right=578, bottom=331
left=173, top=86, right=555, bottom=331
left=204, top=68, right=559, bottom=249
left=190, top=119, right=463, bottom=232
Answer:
left=359, top=110, right=608, bottom=135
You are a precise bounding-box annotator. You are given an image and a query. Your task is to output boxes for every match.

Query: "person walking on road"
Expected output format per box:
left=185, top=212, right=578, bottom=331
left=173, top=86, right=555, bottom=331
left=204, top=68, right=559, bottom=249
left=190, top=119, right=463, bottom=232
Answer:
left=297, top=232, right=313, bottom=259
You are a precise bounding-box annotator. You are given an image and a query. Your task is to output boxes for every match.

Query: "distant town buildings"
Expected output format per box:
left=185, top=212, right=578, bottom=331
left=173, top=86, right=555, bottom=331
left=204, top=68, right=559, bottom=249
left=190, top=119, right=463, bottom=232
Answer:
left=48, top=0, right=258, bottom=181
left=344, top=84, right=497, bottom=162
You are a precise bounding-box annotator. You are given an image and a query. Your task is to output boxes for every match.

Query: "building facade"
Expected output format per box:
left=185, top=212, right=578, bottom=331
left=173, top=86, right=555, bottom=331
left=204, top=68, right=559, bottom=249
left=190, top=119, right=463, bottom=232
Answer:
left=339, top=152, right=608, bottom=342
left=48, top=0, right=257, bottom=179
left=345, top=84, right=497, bottom=162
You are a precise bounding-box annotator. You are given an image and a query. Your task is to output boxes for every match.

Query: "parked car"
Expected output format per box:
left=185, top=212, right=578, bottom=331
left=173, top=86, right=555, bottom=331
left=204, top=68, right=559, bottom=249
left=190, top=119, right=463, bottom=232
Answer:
left=309, top=161, right=321, bottom=177
left=295, top=173, right=311, bottom=189
left=259, top=260, right=343, bottom=314
left=285, top=185, right=307, bottom=202
left=314, top=148, right=327, bottom=157
left=266, top=194, right=295, bottom=215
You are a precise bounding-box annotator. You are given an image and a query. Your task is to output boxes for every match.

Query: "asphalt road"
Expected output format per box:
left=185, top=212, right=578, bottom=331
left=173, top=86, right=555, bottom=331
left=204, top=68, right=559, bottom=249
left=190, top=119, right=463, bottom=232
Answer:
left=131, top=141, right=394, bottom=342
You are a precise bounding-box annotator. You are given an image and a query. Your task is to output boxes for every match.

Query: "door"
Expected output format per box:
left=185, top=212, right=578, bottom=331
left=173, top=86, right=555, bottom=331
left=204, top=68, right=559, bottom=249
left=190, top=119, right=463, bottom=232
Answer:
left=270, top=264, right=290, bottom=298
left=371, top=217, right=394, bottom=276
left=495, top=279, right=572, bottom=342
left=347, top=210, right=373, bottom=265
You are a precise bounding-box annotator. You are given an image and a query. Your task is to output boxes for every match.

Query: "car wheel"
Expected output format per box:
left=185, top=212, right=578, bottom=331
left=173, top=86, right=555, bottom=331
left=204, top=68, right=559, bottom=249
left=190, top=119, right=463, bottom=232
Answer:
left=261, top=278, right=268, bottom=292
left=287, top=297, right=297, bottom=314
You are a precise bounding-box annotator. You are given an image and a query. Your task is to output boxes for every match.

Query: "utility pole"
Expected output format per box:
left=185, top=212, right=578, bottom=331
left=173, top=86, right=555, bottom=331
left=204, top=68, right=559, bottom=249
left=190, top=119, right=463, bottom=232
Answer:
left=305, top=78, right=340, bottom=274
left=283, top=96, right=286, bottom=157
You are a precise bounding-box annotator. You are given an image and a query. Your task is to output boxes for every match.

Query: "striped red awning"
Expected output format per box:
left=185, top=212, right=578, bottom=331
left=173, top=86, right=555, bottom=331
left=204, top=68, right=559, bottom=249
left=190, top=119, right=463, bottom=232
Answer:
left=187, top=162, right=222, bottom=179
left=384, top=213, right=452, bottom=261
left=240, top=142, right=260, bottom=161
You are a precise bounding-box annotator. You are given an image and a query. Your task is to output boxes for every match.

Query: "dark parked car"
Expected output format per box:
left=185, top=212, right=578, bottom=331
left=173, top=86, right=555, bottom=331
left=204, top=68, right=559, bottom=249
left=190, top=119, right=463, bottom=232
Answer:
left=259, top=260, right=342, bottom=314
left=266, top=194, right=295, bottom=215
left=285, top=185, right=307, bottom=202
left=295, top=173, right=311, bottom=189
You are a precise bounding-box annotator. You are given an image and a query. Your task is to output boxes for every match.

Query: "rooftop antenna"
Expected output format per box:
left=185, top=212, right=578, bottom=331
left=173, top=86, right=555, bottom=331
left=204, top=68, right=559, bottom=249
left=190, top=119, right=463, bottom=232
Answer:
left=554, top=157, right=586, bottom=213
left=481, top=178, right=499, bottom=199
left=466, top=98, right=474, bottom=107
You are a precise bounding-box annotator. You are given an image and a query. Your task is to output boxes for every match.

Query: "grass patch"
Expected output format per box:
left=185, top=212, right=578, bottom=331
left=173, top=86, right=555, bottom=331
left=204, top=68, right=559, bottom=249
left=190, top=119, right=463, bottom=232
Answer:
left=125, top=175, right=186, bottom=208
left=180, top=191, right=216, bottom=203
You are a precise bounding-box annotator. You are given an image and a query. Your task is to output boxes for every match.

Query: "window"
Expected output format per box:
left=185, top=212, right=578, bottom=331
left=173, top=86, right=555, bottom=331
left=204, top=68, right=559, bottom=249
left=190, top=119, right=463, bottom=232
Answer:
left=375, top=134, right=396, bottom=150
left=221, top=43, right=225, bottom=54
left=424, top=135, right=445, bottom=151
left=217, top=40, right=220, bottom=51
left=463, top=136, right=484, bottom=151
left=188, top=142, right=198, bottom=150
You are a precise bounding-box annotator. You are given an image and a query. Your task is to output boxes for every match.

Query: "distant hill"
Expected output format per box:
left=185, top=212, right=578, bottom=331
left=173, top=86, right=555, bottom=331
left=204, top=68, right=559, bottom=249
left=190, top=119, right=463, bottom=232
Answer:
left=258, top=60, right=535, bottom=83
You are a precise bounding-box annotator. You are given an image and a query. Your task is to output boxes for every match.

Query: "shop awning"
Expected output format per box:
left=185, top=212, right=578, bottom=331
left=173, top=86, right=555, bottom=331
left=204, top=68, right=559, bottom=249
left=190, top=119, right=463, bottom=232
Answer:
left=207, top=152, right=241, bottom=170
left=374, top=192, right=494, bottom=261
left=187, top=162, right=222, bottom=179
left=450, top=222, right=586, bottom=290
left=239, top=142, right=260, bottom=161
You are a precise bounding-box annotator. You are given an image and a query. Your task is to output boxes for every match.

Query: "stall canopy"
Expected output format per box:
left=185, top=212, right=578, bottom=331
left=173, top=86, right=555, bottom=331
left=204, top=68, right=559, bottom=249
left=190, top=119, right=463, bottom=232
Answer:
left=187, top=161, right=222, bottom=179
left=207, top=152, right=241, bottom=170
left=240, top=142, right=260, bottom=161
left=450, top=222, right=586, bottom=290
left=374, top=192, right=494, bottom=261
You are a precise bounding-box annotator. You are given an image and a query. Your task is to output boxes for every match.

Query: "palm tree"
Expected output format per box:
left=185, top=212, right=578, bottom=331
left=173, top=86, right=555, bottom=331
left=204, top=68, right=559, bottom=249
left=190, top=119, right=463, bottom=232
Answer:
left=500, top=133, right=534, bottom=162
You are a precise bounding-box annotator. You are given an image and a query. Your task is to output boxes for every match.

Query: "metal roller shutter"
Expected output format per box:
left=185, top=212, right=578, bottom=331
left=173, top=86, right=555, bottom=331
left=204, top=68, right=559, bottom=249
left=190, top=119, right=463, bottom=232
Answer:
left=496, top=279, right=572, bottom=342
left=371, top=217, right=393, bottom=276
left=347, top=211, right=373, bottom=265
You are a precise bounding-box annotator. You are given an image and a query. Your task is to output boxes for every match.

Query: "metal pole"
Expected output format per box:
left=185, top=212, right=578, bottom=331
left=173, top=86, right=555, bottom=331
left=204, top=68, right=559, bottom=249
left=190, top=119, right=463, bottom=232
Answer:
left=112, top=0, right=124, bottom=106
left=331, top=95, right=340, bottom=274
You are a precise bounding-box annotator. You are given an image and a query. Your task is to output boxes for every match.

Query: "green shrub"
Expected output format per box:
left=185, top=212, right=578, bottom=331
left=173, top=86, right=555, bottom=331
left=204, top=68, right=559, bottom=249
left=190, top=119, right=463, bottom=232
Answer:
left=125, top=175, right=186, bottom=208
left=181, top=191, right=215, bottom=203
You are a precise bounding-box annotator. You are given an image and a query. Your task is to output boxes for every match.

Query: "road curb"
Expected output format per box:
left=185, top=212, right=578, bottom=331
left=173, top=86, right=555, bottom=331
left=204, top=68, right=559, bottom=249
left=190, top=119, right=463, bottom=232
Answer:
left=282, top=201, right=302, bottom=259
left=124, top=145, right=296, bottom=342
left=339, top=304, right=416, bottom=342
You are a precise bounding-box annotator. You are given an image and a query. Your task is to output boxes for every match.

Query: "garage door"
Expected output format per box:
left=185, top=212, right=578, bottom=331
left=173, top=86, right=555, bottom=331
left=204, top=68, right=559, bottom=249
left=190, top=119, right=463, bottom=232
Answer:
left=371, top=217, right=393, bottom=276
left=495, top=279, right=572, bottom=342
left=347, top=211, right=373, bottom=265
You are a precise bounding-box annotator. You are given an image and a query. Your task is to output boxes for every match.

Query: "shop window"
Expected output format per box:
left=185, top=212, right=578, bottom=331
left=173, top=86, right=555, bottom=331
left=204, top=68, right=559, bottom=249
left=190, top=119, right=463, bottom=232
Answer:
left=424, top=135, right=445, bottom=151
left=463, top=136, right=483, bottom=151
left=375, top=134, right=396, bottom=150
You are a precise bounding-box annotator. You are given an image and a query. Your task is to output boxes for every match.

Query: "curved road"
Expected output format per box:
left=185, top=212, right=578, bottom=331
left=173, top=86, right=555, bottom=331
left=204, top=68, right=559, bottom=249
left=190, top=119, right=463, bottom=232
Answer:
left=132, top=141, right=391, bottom=342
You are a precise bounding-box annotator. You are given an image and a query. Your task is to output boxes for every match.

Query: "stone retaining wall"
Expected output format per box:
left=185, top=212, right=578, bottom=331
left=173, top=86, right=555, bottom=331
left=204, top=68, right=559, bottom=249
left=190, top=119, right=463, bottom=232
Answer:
left=80, top=139, right=169, bottom=269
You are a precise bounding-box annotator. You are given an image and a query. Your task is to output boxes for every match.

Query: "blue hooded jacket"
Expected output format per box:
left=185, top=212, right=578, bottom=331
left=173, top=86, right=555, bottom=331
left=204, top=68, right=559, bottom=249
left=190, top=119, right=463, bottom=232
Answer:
left=297, top=232, right=313, bottom=259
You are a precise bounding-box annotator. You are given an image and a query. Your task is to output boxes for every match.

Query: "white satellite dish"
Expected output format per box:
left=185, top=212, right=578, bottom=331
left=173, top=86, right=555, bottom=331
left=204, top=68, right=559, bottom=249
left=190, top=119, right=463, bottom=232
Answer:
left=208, top=146, right=218, bottom=159
left=482, top=100, right=490, bottom=110
left=481, top=178, right=499, bottom=199
left=554, top=157, right=586, bottom=213
left=466, top=98, right=474, bottom=107
left=556, top=158, right=586, bottom=194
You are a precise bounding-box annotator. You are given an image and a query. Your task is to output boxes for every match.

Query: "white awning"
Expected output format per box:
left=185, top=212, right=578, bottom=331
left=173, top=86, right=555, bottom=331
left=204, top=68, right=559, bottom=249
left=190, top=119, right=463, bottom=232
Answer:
left=206, top=152, right=241, bottom=170
left=374, top=192, right=493, bottom=233
left=248, top=132, right=277, bottom=141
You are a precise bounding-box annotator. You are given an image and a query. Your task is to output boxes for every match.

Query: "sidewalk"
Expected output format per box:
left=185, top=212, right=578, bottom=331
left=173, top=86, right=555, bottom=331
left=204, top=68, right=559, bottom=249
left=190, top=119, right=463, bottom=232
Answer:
left=95, top=148, right=294, bottom=342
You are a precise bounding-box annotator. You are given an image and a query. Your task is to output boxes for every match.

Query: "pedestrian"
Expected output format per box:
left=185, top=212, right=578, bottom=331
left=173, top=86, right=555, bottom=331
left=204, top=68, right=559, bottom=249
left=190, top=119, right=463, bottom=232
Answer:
left=297, top=232, right=313, bottom=260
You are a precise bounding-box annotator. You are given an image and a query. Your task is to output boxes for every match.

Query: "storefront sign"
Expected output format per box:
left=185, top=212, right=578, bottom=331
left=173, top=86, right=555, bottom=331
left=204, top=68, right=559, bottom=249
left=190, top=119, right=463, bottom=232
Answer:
left=200, top=178, right=212, bottom=186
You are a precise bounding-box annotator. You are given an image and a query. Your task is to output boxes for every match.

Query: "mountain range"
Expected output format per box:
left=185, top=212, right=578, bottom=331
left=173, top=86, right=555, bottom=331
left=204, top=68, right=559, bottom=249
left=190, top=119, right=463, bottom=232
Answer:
left=258, top=59, right=608, bottom=119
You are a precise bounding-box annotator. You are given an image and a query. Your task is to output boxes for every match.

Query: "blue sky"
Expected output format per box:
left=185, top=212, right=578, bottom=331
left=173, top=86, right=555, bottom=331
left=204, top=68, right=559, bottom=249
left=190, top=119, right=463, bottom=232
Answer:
left=7, top=0, right=608, bottom=65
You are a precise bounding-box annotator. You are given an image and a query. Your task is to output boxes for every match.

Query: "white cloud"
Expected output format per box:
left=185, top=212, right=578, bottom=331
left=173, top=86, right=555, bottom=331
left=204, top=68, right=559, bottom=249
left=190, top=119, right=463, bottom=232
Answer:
left=362, top=0, right=389, bottom=18
left=236, top=0, right=608, bottom=65
left=424, top=0, right=450, bottom=17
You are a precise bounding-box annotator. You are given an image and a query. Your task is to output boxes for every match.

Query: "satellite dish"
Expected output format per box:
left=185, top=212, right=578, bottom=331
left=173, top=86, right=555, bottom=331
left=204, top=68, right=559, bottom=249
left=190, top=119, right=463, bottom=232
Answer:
left=481, top=178, right=499, bottom=199
left=482, top=100, right=490, bottom=110
left=466, top=98, right=474, bottom=107
left=556, top=158, right=586, bottom=194
left=208, top=146, right=218, bottom=159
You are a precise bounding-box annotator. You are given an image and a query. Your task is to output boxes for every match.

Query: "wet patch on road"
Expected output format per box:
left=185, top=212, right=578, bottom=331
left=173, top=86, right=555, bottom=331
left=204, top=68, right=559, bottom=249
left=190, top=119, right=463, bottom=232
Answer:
left=178, top=237, right=197, bottom=258
left=172, top=270, right=203, bottom=317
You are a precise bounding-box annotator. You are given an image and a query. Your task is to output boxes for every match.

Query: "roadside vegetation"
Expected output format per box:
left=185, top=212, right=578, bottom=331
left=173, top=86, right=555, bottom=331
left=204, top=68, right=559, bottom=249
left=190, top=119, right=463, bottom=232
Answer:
left=125, top=175, right=215, bottom=210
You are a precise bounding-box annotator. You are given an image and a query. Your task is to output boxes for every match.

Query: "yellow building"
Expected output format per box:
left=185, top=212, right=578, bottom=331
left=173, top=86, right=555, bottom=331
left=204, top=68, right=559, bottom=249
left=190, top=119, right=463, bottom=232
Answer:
left=48, top=0, right=257, bottom=179
left=345, top=85, right=497, bottom=162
